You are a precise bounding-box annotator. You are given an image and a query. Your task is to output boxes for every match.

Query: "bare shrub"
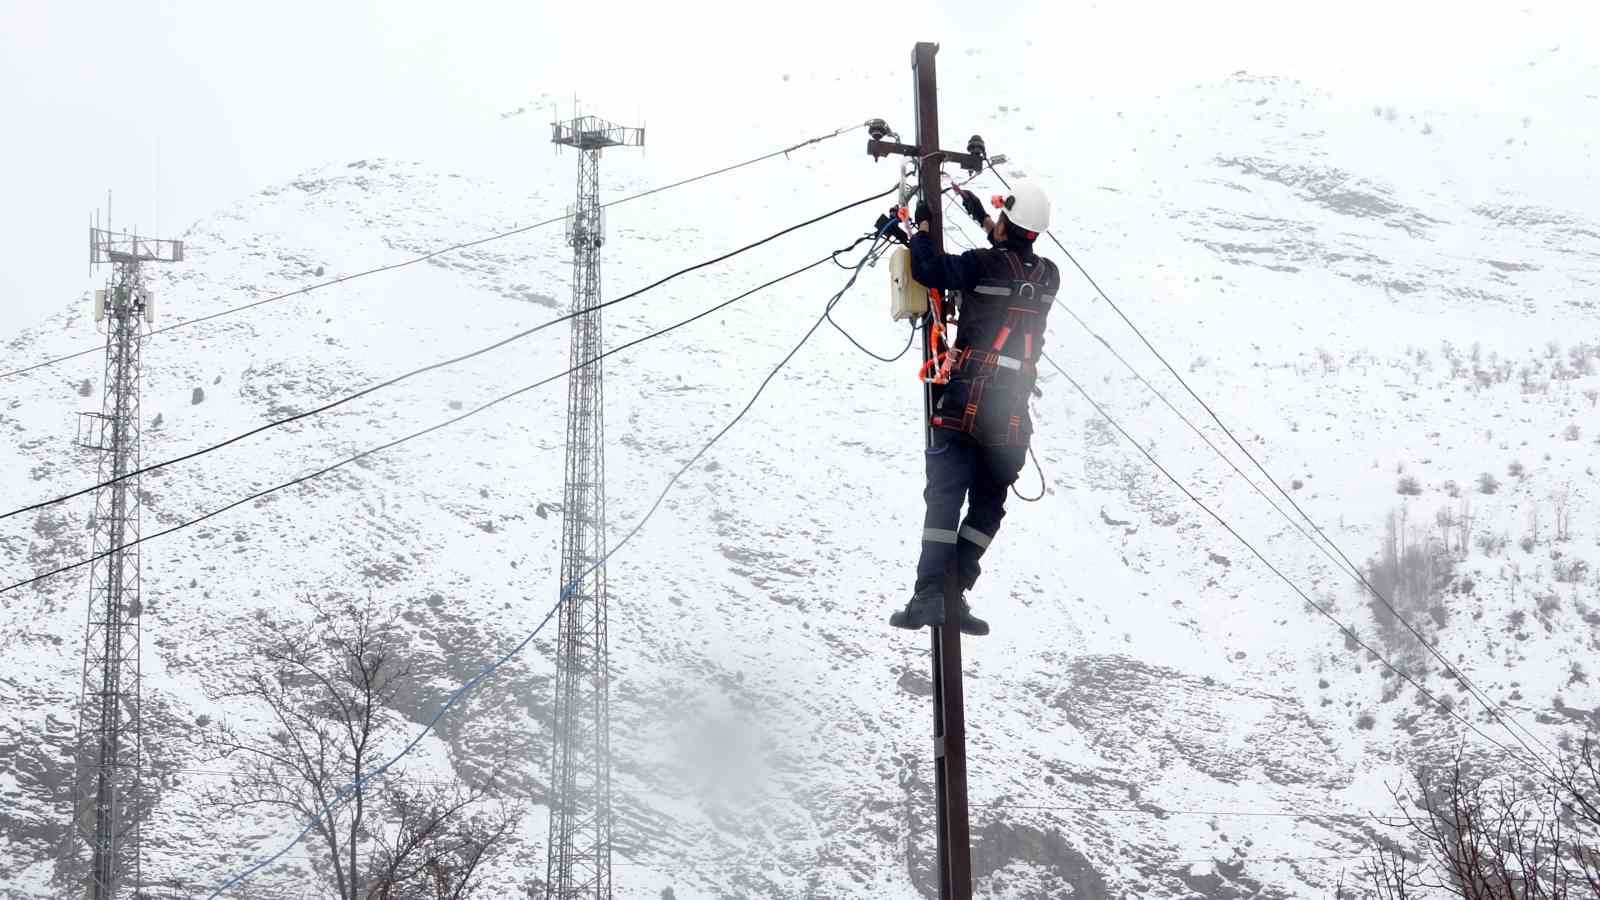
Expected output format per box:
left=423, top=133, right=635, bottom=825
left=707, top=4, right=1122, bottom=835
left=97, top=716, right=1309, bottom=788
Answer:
left=1398, top=475, right=1423, bottom=496
left=1441, top=341, right=1465, bottom=380
left=1571, top=344, right=1595, bottom=376
left=1554, top=555, right=1590, bottom=584
left=1476, top=531, right=1508, bottom=556
left=1566, top=423, right=1583, bottom=442
left=1478, top=472, right=1501, bottom=494
left=1509, top=460, right=1526, bottom=479
left=1356, top=843, right=1421, bottom=899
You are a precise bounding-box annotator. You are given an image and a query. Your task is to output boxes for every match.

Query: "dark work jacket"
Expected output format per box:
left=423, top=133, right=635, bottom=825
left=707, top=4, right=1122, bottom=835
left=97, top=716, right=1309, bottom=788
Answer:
left=910, top=230, right=1061, bottom=446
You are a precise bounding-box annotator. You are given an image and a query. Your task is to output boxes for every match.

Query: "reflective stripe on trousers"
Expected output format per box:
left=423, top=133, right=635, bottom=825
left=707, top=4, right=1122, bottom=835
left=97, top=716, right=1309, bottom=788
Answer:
left=916, top=433, right=1027, bottom=594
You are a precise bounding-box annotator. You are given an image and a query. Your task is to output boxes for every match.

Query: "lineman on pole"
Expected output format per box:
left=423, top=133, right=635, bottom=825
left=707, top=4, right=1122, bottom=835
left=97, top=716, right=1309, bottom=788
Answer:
left=889, top=181, right=1061, bottom=637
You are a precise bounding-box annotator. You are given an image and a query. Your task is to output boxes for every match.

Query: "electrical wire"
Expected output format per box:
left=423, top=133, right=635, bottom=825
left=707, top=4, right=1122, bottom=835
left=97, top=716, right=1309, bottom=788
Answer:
left=0, top=121, right=871, bottom=382
left=943, top=195, right=981, bottom=251
left=982, top=802, right=1404, bottom=823
left=1037, top=349, right=1549, bottom=776
left=68, top=763, right=1420, bottom=824
left=830, top=231, right=886, bottom=270
left=820, top=223, right=918, bottom=362
left=1, top=250, right=847, bottom=597
left=1011, top=447, right=1047, bottom=502
left=0, top=188, right=895, bottom=526
left=200, top=240, right=884, bottom=900
left=1050, top=300, right=1356, bottom=580
left=988, top=159, right=1560, bottom=780
left=825, top=294, right=918, bottom=364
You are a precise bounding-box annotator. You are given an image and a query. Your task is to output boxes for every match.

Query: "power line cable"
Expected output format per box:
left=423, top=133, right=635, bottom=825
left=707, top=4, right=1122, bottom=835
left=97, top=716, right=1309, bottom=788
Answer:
left=981, top=803, right=1404, bottom=823
left=52, top=762, right=1424, bottom=825
left=0, top=121, right=870, bottom=382
left=66, top=760, right=1421, bottom=826
left=1, top=248, right=851, bottom=597
left=1037, top=349, right=1551, bottom=778
left=1053, top=299, right=1354, bottom=578
left=1, top=188, right=895, bottom=525
left=1162, top=853, right=1367, bottom=865
left=989, top=160, right=1560, bottom=779
left=199, top=238, right=884, bottom=899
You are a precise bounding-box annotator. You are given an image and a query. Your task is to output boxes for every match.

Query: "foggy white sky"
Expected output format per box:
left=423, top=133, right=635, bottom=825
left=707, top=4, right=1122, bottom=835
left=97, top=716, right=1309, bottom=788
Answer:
left=3, top=0, right=1596, bottom=332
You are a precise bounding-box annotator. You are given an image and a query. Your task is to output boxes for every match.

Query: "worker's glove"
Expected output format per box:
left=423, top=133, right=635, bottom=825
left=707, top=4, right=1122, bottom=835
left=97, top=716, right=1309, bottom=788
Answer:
left=959, top=189, right=987, bottom=224
left=875, top=210, right=910, bottom=244
left=913, top=200, right=932, bottom=229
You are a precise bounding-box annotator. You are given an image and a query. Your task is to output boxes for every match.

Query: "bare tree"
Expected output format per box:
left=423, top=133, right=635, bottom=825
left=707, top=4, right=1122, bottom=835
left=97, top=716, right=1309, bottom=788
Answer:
left=1367, top=510, right=1455, bottom=645
left=1557, top=735, right=1600, bottom=896
left=365, top=782, right=519, bottom=900
left=200, top=596, right=518, bottom=900
left=1438, top=507, right=1457, bottom=555
left=1553, top=484, right=1572, bottom=543
left=1455, top=497, right=1475, bottom=558
left=1362, top=740, right=1600, bottom=899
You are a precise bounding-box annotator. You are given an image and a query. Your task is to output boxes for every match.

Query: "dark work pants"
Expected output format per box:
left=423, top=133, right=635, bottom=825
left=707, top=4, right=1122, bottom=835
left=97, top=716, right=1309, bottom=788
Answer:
left=915, top=432, right=1028, bottom=595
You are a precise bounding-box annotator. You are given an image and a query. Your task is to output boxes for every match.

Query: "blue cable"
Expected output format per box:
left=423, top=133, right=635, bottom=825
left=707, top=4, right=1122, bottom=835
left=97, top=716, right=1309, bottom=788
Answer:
left=200, top=243, right=882, bottom=899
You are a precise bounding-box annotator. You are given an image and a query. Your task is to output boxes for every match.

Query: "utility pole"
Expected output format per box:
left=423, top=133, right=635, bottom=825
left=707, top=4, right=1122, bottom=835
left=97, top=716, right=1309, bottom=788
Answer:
left=866, top=42, right=986, bottom=900
left=71, top=225, right=182, bottom=900
left=545, top=113, right=643, bottom=900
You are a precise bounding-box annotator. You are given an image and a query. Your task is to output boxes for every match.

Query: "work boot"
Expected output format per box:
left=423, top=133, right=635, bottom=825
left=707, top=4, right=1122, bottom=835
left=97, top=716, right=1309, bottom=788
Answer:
left=889, top=589, right=946, bottom=630
left=955, top=600, right=990, bottom=637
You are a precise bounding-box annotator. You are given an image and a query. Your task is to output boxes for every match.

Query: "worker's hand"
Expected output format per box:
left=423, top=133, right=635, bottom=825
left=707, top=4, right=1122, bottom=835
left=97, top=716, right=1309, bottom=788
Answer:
left=959, top=189, right=988, bottom=224
left=913, top=199, right=932, bottom=229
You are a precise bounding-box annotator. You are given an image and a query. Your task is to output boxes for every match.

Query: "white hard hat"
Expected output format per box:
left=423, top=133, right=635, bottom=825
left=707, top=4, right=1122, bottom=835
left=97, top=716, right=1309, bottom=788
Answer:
left=996, top=180, right=1050, bottom=234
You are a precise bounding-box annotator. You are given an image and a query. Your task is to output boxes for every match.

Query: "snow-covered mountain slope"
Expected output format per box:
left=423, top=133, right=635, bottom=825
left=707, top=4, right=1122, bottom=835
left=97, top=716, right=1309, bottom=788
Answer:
left=4, top=54, right=1600, bottom=899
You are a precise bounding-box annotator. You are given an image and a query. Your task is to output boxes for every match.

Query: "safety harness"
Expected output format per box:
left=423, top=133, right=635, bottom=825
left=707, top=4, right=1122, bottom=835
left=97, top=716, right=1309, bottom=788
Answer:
left=929, top=250, right=1058, bottom=446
